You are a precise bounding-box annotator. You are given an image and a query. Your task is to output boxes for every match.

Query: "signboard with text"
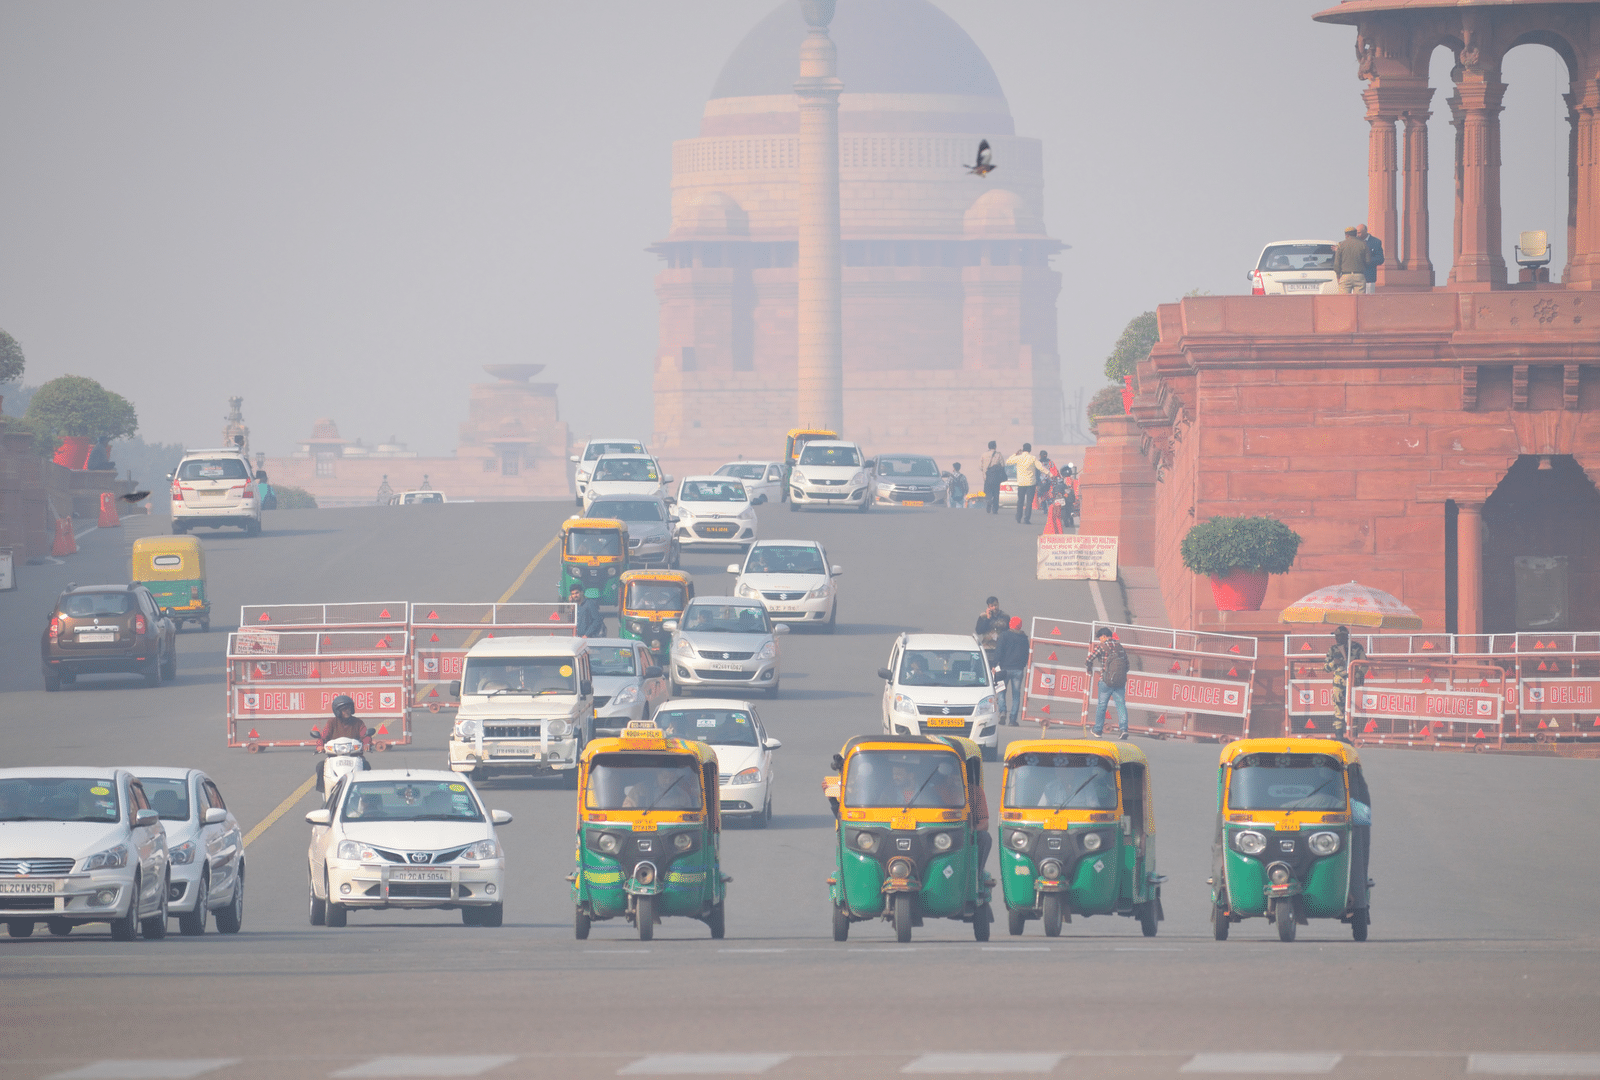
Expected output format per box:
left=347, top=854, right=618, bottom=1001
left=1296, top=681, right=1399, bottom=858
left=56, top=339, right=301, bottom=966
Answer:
left=1036, top=535, right=1118, bottom=581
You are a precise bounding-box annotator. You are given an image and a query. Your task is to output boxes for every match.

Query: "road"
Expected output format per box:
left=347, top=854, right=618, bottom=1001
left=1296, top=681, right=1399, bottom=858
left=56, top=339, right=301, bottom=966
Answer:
left=3, top=501, right=1599, bottom=1080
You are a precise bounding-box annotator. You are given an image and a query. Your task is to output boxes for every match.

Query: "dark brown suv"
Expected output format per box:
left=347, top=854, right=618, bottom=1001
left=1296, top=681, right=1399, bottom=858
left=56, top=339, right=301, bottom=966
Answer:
left=40, top=584, right=177, bottom=691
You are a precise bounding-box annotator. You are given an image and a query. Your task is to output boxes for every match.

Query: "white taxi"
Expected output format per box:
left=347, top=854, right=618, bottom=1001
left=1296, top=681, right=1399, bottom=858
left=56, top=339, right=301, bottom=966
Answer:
left=674, top=476, right=758, bottom=550
left=655, top=699, right=781, bottom=827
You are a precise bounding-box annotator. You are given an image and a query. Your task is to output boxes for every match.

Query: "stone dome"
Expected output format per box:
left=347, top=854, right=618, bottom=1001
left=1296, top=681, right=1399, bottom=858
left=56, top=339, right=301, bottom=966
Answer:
left=963, top=188, right=1044, bottom=237
left=710, top=0, right=1007, bottom=102
left=311, top=418, right=341, bottom=440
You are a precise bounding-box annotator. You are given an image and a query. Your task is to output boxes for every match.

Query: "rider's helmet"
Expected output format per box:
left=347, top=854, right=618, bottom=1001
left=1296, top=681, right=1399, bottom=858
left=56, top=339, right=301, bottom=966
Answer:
left=331, top=694, right=355, bottom=716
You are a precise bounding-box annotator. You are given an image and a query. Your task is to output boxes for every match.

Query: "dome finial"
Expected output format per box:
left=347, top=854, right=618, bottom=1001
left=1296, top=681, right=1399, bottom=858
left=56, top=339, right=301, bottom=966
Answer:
left=799, top=0, right=835, bottom=30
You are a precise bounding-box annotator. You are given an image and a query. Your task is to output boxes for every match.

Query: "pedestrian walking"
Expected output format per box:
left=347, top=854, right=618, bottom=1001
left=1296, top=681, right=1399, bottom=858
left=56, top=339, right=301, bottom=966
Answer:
left=1356, top=223, right=1384, bottom=294
left=945, top=463, right=969, bottom=508
left=1086, top=627, right=1130, bottom=739
left=974, top=596, right=1009, bottom=654
left=1006, top=444, right=1040, bottom=524
left=1323, top=625, right=1366, bottom=741
left=993, top=616, right=1030, bottom=726
left=978, top=442, right=1005, bottom=515
left=1333, top=226, right=1368, bottom=294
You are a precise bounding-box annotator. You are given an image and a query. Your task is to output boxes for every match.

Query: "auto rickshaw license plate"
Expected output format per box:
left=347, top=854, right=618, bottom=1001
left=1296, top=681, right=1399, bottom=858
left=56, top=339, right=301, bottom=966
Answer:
left=631, top=820, right=658, bottom=831
left=926, top=718, right=964, bottom=728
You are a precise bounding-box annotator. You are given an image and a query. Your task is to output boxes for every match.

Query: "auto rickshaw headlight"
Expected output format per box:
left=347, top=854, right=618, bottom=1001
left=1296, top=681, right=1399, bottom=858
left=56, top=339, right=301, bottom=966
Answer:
left=1235, top=830, right=1267, bottom=855
left=888, top=857, right=914, bottom=879
left=1008, top=830, right=1030, bottom=851
left=1308, top=831, right=1341, bottom=856
left=546, top=719, right=570, bottom=739
left=1039, top=859, right=1063, bottom=880
left=1081, top=832, right=1103, bottom=852
left=672, top=832, right=693, bottom=851
left=635, top=863, right=656, bottom=884
left=596, top=833, right=622, bottom=855
left=1268, top=863, right=1292, bottom=885
left=932, top=832, right=953, bottom=852
left=854, top=831, right=878, bottom=853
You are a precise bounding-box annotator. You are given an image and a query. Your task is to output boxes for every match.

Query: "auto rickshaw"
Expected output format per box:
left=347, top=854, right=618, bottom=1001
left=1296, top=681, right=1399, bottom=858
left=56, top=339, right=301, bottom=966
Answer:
left=618, top=568, right=694, bottom=664
left=131, top=535, right=209, bottom=631
left=781, top=428, right=837, bottom=502
left=824, top=734, right=994, bottom=943
left=570, top=719, right=726, bottom=941
left=558, top=518, right=630, bottom=608
left=1210, top=738, right=1372, bottom=943
left=998, top=740, right=1163, bottom=937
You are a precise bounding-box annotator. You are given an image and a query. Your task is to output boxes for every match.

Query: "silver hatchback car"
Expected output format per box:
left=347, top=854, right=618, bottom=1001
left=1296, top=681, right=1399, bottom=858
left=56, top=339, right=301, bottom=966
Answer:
left=132, top=767, right=246, bottom=935
left=668, top=597, right=789, bottom=699
left=586, top=496, right=679, bottom=569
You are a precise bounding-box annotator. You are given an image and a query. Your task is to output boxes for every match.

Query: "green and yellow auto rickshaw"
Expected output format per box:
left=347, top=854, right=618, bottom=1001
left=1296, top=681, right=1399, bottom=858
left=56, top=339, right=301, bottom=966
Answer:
left=570, top=719, right=726, bottom=941
left=558, top=518, right=630, bottom=608
left=1210, top=738, right=1372, bottom=943
left=781, top=428, right=837, bottom=502
left=998, top=740, right=1163, bottom=937
left=618, top=568, right=694, bottom=664
left=824, top=734, right=993, bottom=943
left=131, top=535, right=210, bottom=631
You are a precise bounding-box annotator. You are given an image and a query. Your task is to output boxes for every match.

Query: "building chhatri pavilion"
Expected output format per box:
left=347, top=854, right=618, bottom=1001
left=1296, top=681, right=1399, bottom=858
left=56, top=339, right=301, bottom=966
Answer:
left=650, top=0, right=1067, bottom=475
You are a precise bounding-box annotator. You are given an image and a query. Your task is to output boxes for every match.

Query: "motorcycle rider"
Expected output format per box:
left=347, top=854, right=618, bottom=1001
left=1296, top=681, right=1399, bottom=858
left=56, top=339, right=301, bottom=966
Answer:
left=314, top=694, right=371, bottom=792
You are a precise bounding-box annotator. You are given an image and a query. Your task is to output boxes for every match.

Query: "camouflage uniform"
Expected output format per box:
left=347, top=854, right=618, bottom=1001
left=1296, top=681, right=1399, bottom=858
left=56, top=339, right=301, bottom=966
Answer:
left=1323, top=637, right=1367, bottom=739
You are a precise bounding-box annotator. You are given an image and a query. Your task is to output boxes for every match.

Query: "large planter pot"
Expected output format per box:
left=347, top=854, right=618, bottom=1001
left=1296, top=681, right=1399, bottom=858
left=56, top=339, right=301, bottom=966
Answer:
left=53, top=435, right=94, bottom=470
left=1209, top=568, right=1270, bottom=611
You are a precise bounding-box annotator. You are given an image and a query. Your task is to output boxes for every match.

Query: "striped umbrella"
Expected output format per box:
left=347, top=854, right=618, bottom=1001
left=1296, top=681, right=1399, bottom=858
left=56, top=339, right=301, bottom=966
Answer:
left=1279, top=580, right=1423, bottom=629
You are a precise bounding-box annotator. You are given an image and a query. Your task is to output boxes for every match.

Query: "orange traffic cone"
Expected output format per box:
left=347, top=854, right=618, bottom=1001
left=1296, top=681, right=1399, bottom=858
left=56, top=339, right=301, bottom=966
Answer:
left=51, top=518, right=77, bottom=556
left=98, top=492, right=121, bottom=527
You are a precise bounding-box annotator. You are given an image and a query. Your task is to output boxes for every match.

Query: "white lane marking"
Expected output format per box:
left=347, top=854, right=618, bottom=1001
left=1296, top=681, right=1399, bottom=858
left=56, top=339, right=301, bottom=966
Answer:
left=49, top=1062, right=240, bottom=1080
left=980, top=946, right=1049, bottom=952
left=1181, top=1054, right=1341, bottom=1074
left=718, top=948, right=788, bottom=953
left=331, top=1057, right=515, bottom=1078
left=590, top=949, right=651, bottom=954
left=1468, top=1054, right=1600, bottom=1075
left=1088, top=578, right=1110, bottom=623
left=903, top=1053, right=1063, bottom=1074
left=1114, top=947, right=1184, bottom=951
left=618, top=1054, right=790, bottom=1075
left=73, top=525, right=99, bottom=542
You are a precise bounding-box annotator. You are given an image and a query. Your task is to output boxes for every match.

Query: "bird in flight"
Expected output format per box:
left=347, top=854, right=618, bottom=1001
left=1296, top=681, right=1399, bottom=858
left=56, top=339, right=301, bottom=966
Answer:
left=966, top=139, right=995, bottom=177
left=120, top=491, right=151, bottom=504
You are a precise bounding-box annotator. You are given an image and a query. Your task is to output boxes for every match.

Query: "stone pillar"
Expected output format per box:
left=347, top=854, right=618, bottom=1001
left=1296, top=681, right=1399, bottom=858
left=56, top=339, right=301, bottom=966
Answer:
left=1450, top=78, right=1508, bottom=288
left=1456, top=500, right=1485, bottom=635
left=1397, top=105, right=1435, bottom=286
left=1077, top=415, right=1156, bottom=566
left=1567, top=91, right=1596, bottom=284
left=794, top=0, right=844, bottom=432
left=1564, top=92, right=1580, bottom=283
left=1363, top=88, right=1400, bottom=286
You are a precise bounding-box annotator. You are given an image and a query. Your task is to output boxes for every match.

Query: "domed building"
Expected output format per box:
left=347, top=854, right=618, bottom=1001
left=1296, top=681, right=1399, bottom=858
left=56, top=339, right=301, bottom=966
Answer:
left=650, top=0, right=1066, bottom=473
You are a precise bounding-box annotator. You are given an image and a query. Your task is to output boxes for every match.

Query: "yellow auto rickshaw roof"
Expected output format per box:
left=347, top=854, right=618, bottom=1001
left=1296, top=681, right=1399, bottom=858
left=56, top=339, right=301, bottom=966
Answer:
left=787, top=428, right=837, bottom=439
left=1004, top=739, right=1148, bottom=767
left=619, top=568, right=692, bottom=585
left=562, top=518, right=627, bottom=535
left=1219, top=737, right=1360, bottom=766
left=581, top=734, right=717, bottom=765
left=840, top=734, right=968, bottom=761
left=131, top=535, right=205, bottom=569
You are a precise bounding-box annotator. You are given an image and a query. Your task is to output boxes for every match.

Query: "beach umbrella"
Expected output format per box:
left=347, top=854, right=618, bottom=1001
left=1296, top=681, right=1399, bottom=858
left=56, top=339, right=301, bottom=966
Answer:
left=1279, top=580, right=1423, bottom=629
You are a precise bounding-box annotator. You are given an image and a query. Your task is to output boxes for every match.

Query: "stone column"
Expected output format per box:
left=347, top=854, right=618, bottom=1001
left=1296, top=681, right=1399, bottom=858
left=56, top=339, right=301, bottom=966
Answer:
left=1398, top=106, right=1435, bottom=285
left=1564, top=92, right=1580, bottom=283
left=1456, top=500, right=1485, bottom=635
left=794, top=0, right=844, bottom=432
left=1450, top=78, right=1508, bottom=288
left=1567, top=90, right=1597, bottom=284
left=1363, top=88, right=1400, bottom=286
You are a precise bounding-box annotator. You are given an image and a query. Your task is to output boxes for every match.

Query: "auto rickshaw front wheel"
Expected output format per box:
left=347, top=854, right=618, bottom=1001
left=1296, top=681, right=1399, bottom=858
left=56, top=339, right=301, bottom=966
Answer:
left=832, top=905, right=850, bottom=942
left=1008, top=908, right=1026, bottom=936
left=972, top=903, right=992, bottom=941
left=1274, top=900, right=1297, bottom=942
left=1211, top=898, right=1229, bottom=941
left=705, top=902, right=725, bottom=940
left=1350, top=907, right=1368, bottom=942
left=1041, top=894, right=1064, bottom=937
left=636, top=895, right=655, bottom=941
left=1138, top=900, right=1158, bottom=937
left=892, top=893, right=913, bottom=943
left=574, top=907, right=591, bottom=940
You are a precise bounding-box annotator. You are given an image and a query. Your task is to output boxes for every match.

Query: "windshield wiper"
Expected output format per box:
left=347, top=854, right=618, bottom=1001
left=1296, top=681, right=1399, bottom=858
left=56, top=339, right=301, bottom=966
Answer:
left=1054, top=770, right=1106, bottom=811
left=645, top=774, right=691, bottom=813
left=903, top=767, right=942, bottom=812
left=484, top=688, right=535, bottom=697
left=1283, top=775, right=1343, bottom=811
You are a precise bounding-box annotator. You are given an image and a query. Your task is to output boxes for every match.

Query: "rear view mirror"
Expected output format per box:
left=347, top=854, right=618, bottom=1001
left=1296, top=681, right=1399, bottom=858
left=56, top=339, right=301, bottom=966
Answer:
left=569, top=455, right=580, bottom=463
left=645, top=666, right=663, bottom=680
left=449, top=680, right=461, bottom=699
left=568, top=513, right=581, bottom=521
left=772, top=623, right=790, bottom=635
left=580, top=680, right=594, bottom=696
left=135, top=809, right=159, bottom=828
left=203, top=807, right=227, bottom=825
left=663, top=619, right=678, bottom=632
left=764, top=738, right=783, bottom=750
left=830, top=565, right=843, bottom=576
left=877, top=667, right=893, bottom=681
left=490, top=809, right=514, bottom=825
left=830, top=753, right=845, bottom=771
left=305, top=809, right=332, bottom=826
left=726, top=564, right=741, bottom=574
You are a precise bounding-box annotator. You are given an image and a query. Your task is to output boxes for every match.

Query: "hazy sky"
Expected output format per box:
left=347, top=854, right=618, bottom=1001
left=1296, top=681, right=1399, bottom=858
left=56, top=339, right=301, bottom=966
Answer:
left=0, top=2, right=1575, bottom=455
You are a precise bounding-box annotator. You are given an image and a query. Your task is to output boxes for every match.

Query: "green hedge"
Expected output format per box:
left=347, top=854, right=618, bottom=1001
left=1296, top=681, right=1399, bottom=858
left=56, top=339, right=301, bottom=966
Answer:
left=273, top=484, right=318, bottom=510
left=1180, top=515, right=1302, bottom=576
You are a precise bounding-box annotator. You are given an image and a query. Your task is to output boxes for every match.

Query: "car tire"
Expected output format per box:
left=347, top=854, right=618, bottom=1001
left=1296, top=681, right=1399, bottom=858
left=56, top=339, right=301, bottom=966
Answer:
left=892, top=892, right=913, bottom=944
left=43, top=672, right=60, bottom=692
left=142, top=657, right=162, bottom=688
left=178, top=873, right=208, bottom=936
left=982, top=744, right=997, bottom=763
left=480, top=904, right=504, bottom=927
left=1351, top=907, right=1369, bottom=942
left=215, top=871, right=244, bottom=934
left=109, top=876, right=139, bottom=941
left=1041, top=893, right=1064, bottom=938
left=160, top=645, right=177, bottom=682
left=140, top=878, right=170, bottom=939
left=575, top=907, right=591, bottom=940
left=757, top=797, right=771, bottom=828
left=308, top=885, right=326, bottom=926
left=461, top=906, right=482, bottom=926
left=324, top=873, right=347, bottom=927
left=1275, top=900, right=1296, bottom=943
left=823, top=604, right=837, bottom=634
left=787, top=499, right=798, bottom=513
left=172, top=522, right=187, bottom=535
left=669, top=546, right=681, bottom=570
left=765, top=683, right=780, bottom=700
left=47, top=918, right=72, bottom=937
left=6, top=920, right=34, bottom=938
left=199, top=618, right=210, bottom=633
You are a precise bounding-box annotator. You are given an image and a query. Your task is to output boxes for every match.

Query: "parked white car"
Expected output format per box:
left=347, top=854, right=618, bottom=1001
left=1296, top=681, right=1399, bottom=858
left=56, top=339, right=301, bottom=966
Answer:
left=674, top=476, right=758, bottom=550
left=589, top=639, right=671, bottom=729
left=656, top=699, right=781, bottom=827
left=134, top=767, right=246, bottom=935
left=669, top=596, right=788, bottom=698
left=0, top=767, right=171, bottom=940
left=1248, top=239, right=1339, bottom=295
left=306, top=769, right=511, bottom=927
left=571, top=437, right=648, bottom=507
left=393, top=490, right=446, bottom=505
left=714, top=461, right=784, bottom=505
left=878, top=633, right=1002, bottom=760
left=582, top=455, right=671, bottom=511
left=727, top=539, right=840, bottom=631
left=170, top=449, right=261, bottom=536
left=787, top=440, right=872, bottom=511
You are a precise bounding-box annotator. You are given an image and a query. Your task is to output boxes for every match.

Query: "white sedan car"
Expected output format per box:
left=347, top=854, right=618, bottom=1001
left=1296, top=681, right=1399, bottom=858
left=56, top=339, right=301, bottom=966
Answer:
left=674, top=476, right=758, bottom=550
left=714, top=461, right=784, bottom=505
left=787, top=440, right=872, bottom=511
left=582, top=454, right=671, bottom=512
left=134, top=767, right=246, bottom=935
left=727, top=539, right=840, bottom=632
left=656, top=699, right=781, bottom=827
left=306, top=770, right=511, bottom=927
left=0, top=767, right=171, bottom=940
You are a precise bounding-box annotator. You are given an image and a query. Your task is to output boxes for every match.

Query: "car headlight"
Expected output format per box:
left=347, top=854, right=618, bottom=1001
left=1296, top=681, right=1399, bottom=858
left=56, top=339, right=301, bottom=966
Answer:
left=757, top=640, right=776, bottom=660
left=80, top=843, right=129, bottom=871
left=736, top=582, right=760, bottom=599
left=851, top=470, right=868, bottom=486
left=791, top=470, right=808, bottom=484
left=932, top=832, right=953, bottom=852
left=457, top=839, right=501, bottom=860
left=974, top=695, right=997, bottom=715
left=577, top=470, right=590, bottom=482
left=1081, top=832, right=1103, bottom=852
left=892, top=693, right=918, bottom=714
left=674, top=638, right=696, bottom=657
left=877, top=482, right=893, bottom=494
left=1038, top=858, right=1063, bottom=880
left=336, top=840, right=381, bottom=861
left=805, top=584, right=828, bottom=600
left=672, top=832, right=694, bottom=851
left=1008, top=830, right=1030, bottom=851
left=854, top=831, right=878, bottom=853
left=546, top=718, right=570, bottom=738
left=454, top=719, right=480, bottom=739
left=1307, top=831, right=1341, bottom=856
left=168, top=840, right=197, bottom=866
left=738, top=506, right=755, bottom=519
left=731, top=767, right=761, bottom=786
left=1235, top=830, right=1267, bottom=855
left=609, top=685, right=638, bottom=707
left=596, top=833, right=622, bottom=855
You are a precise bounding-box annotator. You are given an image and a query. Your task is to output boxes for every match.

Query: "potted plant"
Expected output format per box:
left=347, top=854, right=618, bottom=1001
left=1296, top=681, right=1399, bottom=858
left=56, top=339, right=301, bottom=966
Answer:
left=23, top=375, right=138, bottom=469
left=1180, top=515, right=1303, bottom=611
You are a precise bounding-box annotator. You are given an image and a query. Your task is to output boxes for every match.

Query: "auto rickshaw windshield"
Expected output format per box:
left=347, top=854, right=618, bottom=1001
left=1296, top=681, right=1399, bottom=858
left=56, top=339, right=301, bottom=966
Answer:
left=586, top=755, right=703, bottom=810
left=627, top=582, right=685, bottom=611
left=1228, top=753, right=1348, bottom=811
left=568, top=530, right=622, bottom=557
left=1005, top=753, right=1118, bottom=810
left=843, top=750, right=967, bottom=809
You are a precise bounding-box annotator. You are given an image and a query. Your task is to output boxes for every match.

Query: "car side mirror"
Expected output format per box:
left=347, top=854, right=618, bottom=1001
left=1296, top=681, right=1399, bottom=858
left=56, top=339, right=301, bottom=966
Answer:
left=449, top=680, right=461, bottom=699
left=830, top=753, right=845, bottom=772
left=877, top=667, right=893, bottom=681
left=490, top=809, right=514, bottom=825
left=662, top=619, right=678, bottom=632
left=772, top=623, right=790, bottom=635
left=830, top=565, right=843, bottom=576
left=764, top=738, right=783, bottom=750
left=726, top=563, right=741, bottom=574
left=305, top=809, right=333, bottom=826
left=645, top=666, right=663, bottom=680
left=135, top=809, right=159, bottom=828
left=668, top=516, right=679, bottom=525
left=568, top=513, right=581, bottom=521
left=664, top=474, right=673, bottom=483
left=203, top=807, right=227, bottom=825
left=580, top=679, right=593, bottom=696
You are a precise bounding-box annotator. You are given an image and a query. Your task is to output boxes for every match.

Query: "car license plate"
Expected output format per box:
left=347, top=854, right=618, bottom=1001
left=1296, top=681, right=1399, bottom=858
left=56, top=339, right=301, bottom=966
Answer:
left=390, top=869, right=449, bottom=882
left=710, top=662, right=744, bottom=671
left=901, top=500, right=924, bottom=507
left=702, top=526, right=733, bottom=535
left=496, top=746, right=536, bottom=756
left=770, top=604, right=802, bottom=612
left=926, top=718, right=965, bottom=728
left=1285, top=282, right=1320, bottom=292
left=76, top=631, right=116, bottom=642
left=0, top=881, right=57, bottom=894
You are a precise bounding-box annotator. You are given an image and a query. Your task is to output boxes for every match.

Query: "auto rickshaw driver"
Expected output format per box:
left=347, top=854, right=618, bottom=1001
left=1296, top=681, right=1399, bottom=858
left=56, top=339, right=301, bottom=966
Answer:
left=622, top=767, right=699, bottom=810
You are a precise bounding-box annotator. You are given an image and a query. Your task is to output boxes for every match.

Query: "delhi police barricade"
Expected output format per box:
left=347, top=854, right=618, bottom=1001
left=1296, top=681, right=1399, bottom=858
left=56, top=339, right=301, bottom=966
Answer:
left=1020, top=617, right=1256, bottom=742
left=407, top=602, right=576, bottom=714
left=226, top=624, right=411, bottom=751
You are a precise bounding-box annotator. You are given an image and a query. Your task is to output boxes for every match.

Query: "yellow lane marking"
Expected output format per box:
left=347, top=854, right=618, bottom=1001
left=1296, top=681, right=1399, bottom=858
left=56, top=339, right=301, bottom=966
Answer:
left=242, top=775, right=316, bottom=848
left=241, top=531, right=562, bottom=847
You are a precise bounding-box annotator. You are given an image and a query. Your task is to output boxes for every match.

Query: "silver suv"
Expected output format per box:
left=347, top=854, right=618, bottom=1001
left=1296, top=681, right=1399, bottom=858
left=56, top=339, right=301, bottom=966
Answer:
left=668, top=597, right=789, bottom=699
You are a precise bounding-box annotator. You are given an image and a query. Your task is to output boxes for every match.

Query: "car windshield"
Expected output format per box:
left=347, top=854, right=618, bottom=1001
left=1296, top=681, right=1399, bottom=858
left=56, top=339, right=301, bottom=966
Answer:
left=461, top=656, right=579, bottom=696
left=878, top=456, right=939, bottom=478
left=0, top=777, right=120, bottom=822
left=589, top=647, right=637, bottom=677
left=593, top=458, right=659, bottom=482
left=627, top=582, right=686, bottom=611
left=137, top=777, right=191, bottom=821
left=402, top=492, right=443, bottom=503
left=590, top=500, right=664, bottom=523
left=342, top=780, right=484, bottom=822
left=798, top=445, right=860, bottom=467
left=61, top=592, right=133, bottom=617
left=717, top=464, right=767, bottom=480
left=177, top=458, right=250, bottom=481
left=744, top=545, right=825, bottom=575
left=585, top=442, right=645, bottom=461
left=1258, top=243, right=1336, bottom=271
left=1004, top=754, right=1119, bottom=810
left=1228, top=753, right=1348, bottom=811
left=657, top=707, right=760, bottom=747
left=843, top=750, right=967, bottom=809
left=1005, top=465, right=1017, bottom=481
left=586, top=754, right=703, bottom=810
left=680, top=604, right=770, bottom=634
left=680, top=479, right=747, bottom=502
left=898, top=648, right=989, bottom=688
left=567, top=529, right=622, bottom=557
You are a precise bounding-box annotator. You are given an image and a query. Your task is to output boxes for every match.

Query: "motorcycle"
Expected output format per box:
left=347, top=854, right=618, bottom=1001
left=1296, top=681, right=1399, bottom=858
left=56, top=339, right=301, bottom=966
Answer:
left=313, top=734, right=370, bottom=793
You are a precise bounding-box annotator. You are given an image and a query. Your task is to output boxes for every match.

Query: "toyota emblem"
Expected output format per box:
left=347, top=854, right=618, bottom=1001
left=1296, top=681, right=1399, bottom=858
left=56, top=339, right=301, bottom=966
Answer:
left=15, top=861, right=29, bottom=876
left=408, top=852, right=430, bottom=864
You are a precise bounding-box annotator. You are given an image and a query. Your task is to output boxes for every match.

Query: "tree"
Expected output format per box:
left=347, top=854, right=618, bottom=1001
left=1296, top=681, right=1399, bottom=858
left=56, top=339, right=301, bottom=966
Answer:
left=0, top=329, right=23, bottom=386
left=1086, top=384, right=1126, bottom=436
left=24, top=375, right=139, bottom=440
left=1104, top=311, right=1158, bottom=382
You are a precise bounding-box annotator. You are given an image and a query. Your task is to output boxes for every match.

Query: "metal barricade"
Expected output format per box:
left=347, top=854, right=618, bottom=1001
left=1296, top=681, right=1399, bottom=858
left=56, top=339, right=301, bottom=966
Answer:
left=407, top=603, right=576, bottom=713
left=226, top=628, right=411, bottom=750
left=240, top=601, right=408, bottom=628
left=1348, top=659, right=1508, bottom=750
left=1510, top=632, right=1600, bottom=744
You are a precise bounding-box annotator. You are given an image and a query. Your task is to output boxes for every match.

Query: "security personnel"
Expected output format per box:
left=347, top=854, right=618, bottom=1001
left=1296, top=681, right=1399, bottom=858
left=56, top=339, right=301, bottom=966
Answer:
left=1323, top=626, right=1366, bottom=741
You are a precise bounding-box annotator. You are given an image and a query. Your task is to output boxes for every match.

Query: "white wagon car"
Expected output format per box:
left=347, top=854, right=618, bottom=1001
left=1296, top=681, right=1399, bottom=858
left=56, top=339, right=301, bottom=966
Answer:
left=306, top=769, right=512, bottom=927
left=572, top=437, right=648, bottom=507
left=1247, top=239, right=1339, bottom=295
left=133, top=767, right=246, bottom=935
left=582, top=455, right=671, bottom=511
left=656, top=699, right=781, bottom=827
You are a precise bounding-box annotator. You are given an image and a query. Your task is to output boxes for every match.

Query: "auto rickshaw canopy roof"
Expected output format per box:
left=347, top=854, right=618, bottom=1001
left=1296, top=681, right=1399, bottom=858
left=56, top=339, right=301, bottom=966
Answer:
left=131, top=535, right=205, bottom=578
left=787, top=428, right=837, bottom=440
left=619, top=568, right=692, bottom=586
left=1004, top=739, right=1148, bottom=767
left=562, top=517, right=628, bottom=537
left=582, top=719, right=718, bottom=765
left=1219, top=737, right=1360, bottom=767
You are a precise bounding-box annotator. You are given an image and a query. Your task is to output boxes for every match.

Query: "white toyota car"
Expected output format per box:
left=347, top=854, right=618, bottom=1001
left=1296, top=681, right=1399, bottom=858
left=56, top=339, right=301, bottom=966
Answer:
left=727, top=539, right=840, bottom=631
left=1247, top=239, right=1339, bottom=295
left=656, top=699, right=781, bottom=827
left=571, top=437, right=648, bottom=507
left=582, top=455, right=671, bottom=512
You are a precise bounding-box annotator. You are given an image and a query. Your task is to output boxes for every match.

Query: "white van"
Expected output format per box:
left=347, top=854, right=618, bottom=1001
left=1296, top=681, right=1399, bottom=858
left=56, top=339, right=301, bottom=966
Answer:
left=170, top=449, right=261, bottom=536
left=878, top=633, right=1002, bottom=760
left=447, top=637, right=595, bottom=784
